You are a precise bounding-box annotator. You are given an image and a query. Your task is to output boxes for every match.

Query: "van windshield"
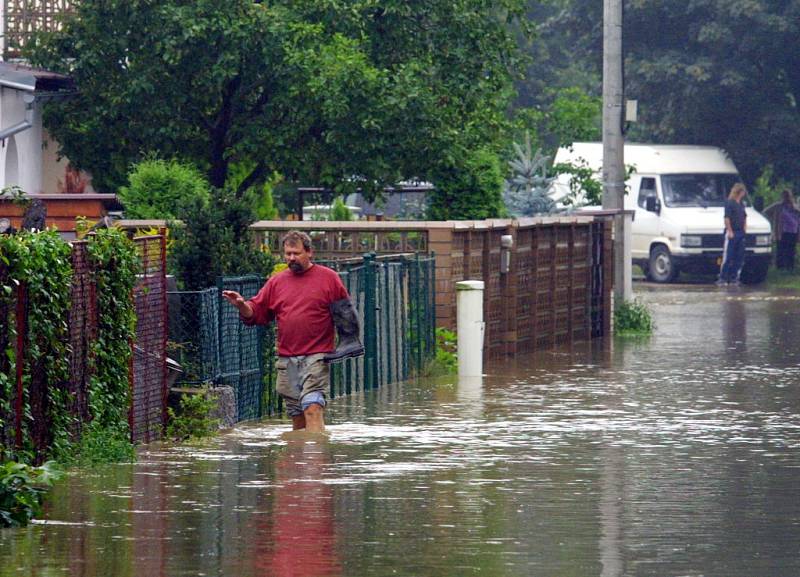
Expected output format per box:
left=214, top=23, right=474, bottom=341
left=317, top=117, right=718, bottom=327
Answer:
left=660, top=174, right=739, bottom=208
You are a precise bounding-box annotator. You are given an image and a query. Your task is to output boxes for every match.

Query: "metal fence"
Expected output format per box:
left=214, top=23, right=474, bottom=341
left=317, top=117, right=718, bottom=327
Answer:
left=168, top=253, right=436, bottom=422
left=131, top=236, right=168, bottom=443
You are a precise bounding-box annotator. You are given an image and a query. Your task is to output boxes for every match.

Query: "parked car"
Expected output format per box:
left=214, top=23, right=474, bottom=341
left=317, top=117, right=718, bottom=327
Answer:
left=551, top=142, right=772, bottom=284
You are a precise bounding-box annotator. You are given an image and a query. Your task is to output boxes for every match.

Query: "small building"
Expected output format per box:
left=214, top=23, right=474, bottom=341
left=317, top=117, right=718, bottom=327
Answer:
left=296, top=182, right=433, bottom=220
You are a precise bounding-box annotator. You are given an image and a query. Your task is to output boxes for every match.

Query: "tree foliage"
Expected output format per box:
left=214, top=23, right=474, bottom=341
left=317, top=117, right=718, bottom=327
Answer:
left=428, top=148, right=505, bottom=220
left=541, top=0, right=800, bottom=186
left=28, top=0, right=529, bottom=198
left=169, top=188, right=273, bottom=291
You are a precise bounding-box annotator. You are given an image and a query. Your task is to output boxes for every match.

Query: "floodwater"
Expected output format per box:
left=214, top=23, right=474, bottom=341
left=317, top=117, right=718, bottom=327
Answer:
left=4, top=285, right=800, bottom=577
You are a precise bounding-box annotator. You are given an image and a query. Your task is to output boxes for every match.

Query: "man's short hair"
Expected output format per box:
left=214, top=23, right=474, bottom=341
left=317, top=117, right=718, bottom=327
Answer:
left=281, top=230, right=313, bottom=252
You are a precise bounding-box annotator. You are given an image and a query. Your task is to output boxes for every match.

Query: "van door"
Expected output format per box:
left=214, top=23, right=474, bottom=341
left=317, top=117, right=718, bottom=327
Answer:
left=632, top=176, right=661, bottom=259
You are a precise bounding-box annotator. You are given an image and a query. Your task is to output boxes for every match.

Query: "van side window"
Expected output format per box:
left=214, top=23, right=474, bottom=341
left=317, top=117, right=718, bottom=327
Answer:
left=637, top=177, right=657, bottom=208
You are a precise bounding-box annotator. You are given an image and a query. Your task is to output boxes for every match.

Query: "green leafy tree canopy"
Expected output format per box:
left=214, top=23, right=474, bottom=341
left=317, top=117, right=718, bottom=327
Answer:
left=29, top=0, right=529, bottom=198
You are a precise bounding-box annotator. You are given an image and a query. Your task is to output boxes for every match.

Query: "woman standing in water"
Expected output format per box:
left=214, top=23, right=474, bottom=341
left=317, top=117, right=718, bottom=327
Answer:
left=717, top=183, right=748, bottom=286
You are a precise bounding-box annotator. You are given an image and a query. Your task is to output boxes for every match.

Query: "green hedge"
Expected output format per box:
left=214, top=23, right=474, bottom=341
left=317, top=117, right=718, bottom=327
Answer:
left=0, top=228, right=138, bottom=463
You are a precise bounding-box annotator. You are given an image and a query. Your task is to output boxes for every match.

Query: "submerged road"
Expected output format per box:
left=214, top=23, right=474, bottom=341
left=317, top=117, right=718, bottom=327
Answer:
left=3, top=285, right=800, bottom=576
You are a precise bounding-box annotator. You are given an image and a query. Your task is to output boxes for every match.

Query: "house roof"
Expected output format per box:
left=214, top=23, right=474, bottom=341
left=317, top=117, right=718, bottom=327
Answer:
left=0, top=62, right=74, bottom=93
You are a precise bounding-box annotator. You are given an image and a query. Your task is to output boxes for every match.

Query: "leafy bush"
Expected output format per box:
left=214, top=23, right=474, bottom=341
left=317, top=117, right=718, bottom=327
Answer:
left=86, top=228, right=138, bottom=433
left=420, top=328, right=458, bottom=376
left=614, top=299, right=654, bottom=336
left=0, top=230, right=73, bottom=459
left=119, top=158, right=211, bottom=219
left=170, top=187, right=273, bottom=290
left=752, top=164, right=789, bottom=209
left=166, top=390, right=219, bottom=441
left=428, top=148, right=505, bottom=220
left=0, top=460, right=62, bottom=527
left=551, top=158, right=603, bottom=207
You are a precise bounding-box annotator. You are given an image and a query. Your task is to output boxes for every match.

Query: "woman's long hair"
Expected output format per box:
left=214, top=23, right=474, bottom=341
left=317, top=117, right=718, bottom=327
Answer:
left=728, top=182, right=747, bottom=201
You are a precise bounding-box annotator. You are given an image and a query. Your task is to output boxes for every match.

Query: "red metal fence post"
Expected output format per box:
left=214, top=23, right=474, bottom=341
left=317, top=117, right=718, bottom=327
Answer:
left=159, top=231, right=168, bottom=434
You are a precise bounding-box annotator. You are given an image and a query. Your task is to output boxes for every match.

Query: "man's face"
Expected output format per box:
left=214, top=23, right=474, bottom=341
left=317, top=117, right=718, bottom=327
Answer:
left=283, top=241, right=313, bottom=273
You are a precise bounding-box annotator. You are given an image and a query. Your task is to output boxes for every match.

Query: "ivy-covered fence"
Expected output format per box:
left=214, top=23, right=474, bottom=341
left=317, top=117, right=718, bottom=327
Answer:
left=0, top=230, right=167, bottom=463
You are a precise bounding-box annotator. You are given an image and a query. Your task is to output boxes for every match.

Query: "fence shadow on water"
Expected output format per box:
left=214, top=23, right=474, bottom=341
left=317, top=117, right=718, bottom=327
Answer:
left=168, top=253, right=436, bottom=422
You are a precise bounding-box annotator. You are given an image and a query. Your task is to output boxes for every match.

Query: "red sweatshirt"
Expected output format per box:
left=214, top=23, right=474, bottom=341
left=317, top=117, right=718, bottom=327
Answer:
left=243, top=264, right=349, bottom=357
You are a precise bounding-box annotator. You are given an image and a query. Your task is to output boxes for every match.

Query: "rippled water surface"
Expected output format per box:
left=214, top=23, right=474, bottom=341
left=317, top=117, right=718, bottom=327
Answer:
left=3, top=286, right=800, bottom=576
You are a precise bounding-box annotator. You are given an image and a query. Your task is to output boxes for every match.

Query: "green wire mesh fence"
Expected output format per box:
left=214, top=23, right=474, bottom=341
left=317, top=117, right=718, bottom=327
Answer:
left=167, top=253, right=436, bottom=422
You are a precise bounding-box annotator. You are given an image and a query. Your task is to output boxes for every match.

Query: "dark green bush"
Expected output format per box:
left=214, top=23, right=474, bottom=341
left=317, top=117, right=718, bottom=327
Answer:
left=119, top=158, right=211, bottom=219
left=428, top=148, right=505, bottom=220
left=170, top=187, right=273, bottom=290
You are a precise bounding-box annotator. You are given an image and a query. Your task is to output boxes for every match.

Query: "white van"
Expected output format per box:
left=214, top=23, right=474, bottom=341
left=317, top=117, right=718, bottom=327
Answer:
left=552, top=142, right=772, bottom=284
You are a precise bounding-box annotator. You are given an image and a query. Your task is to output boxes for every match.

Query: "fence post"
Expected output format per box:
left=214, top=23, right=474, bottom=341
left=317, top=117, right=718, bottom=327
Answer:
left=159, top=232, right=169, bottom=434
left=456, top=280, right=485, bottom=377
left=363, top=253, right=379, bottom=389
left=413, top=253, right=422, bottom=372
left=216, top=276, right=224, bottom=385
left=428, top=251, right=436, bottom=360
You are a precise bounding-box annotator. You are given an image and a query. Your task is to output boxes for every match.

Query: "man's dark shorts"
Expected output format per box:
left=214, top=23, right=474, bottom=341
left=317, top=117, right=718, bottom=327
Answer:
left=275, top=353, right=328, bottom=417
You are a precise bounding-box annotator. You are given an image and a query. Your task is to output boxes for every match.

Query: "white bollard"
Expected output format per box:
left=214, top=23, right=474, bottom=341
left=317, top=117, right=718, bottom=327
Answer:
left=456, top=280, right=485, bottom=377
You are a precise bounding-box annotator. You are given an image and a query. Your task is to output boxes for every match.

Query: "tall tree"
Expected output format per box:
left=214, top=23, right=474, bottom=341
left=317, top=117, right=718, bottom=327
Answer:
left=29, top=0, right=529, bottom=197
left=540, top=0, right=800, bottom=186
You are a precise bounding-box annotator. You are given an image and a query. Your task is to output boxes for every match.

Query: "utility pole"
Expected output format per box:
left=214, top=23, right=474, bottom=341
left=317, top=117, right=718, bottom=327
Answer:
left=602, top=0, right=632, bottom=304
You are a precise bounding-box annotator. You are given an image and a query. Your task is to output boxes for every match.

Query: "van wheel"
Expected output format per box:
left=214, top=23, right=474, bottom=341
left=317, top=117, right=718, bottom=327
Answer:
left=648, top=245, right=678, bottom=283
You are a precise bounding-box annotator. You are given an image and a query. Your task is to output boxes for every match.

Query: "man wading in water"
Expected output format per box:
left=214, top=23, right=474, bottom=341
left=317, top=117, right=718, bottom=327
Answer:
left=222, top=230, right=363, bottom=432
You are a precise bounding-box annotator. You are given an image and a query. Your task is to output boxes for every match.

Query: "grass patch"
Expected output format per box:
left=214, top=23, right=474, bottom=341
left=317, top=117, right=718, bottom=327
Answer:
left=56, top=423, right=136, bottom=467
left=766, top=267, right=800, bottom=290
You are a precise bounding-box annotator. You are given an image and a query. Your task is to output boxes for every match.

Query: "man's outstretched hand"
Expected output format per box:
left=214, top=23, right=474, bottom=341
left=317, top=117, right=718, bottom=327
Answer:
left=222, top=290, right=253, bottom=319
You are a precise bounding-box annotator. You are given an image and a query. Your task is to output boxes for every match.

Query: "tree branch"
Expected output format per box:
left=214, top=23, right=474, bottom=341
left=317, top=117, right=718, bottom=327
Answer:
left=236, top=161, right=268, bottom=198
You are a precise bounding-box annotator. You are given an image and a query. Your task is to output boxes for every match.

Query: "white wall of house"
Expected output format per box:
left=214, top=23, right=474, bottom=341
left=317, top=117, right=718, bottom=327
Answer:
left=0, top=88, right=94, bottom=194
left=0, top=86, right=43, bottom=194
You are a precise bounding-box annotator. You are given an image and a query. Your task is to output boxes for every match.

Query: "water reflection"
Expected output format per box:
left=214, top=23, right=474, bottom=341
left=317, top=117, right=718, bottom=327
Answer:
left=2, top=288, right=800, bottom=576
left=251, top=436, right=340, bottom=577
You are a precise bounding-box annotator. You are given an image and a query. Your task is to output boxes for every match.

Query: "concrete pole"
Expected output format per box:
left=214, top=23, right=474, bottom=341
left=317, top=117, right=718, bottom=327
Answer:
left=456, top=280, right=485, bottom=377
left=602, top=0, right=632, bottom=304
